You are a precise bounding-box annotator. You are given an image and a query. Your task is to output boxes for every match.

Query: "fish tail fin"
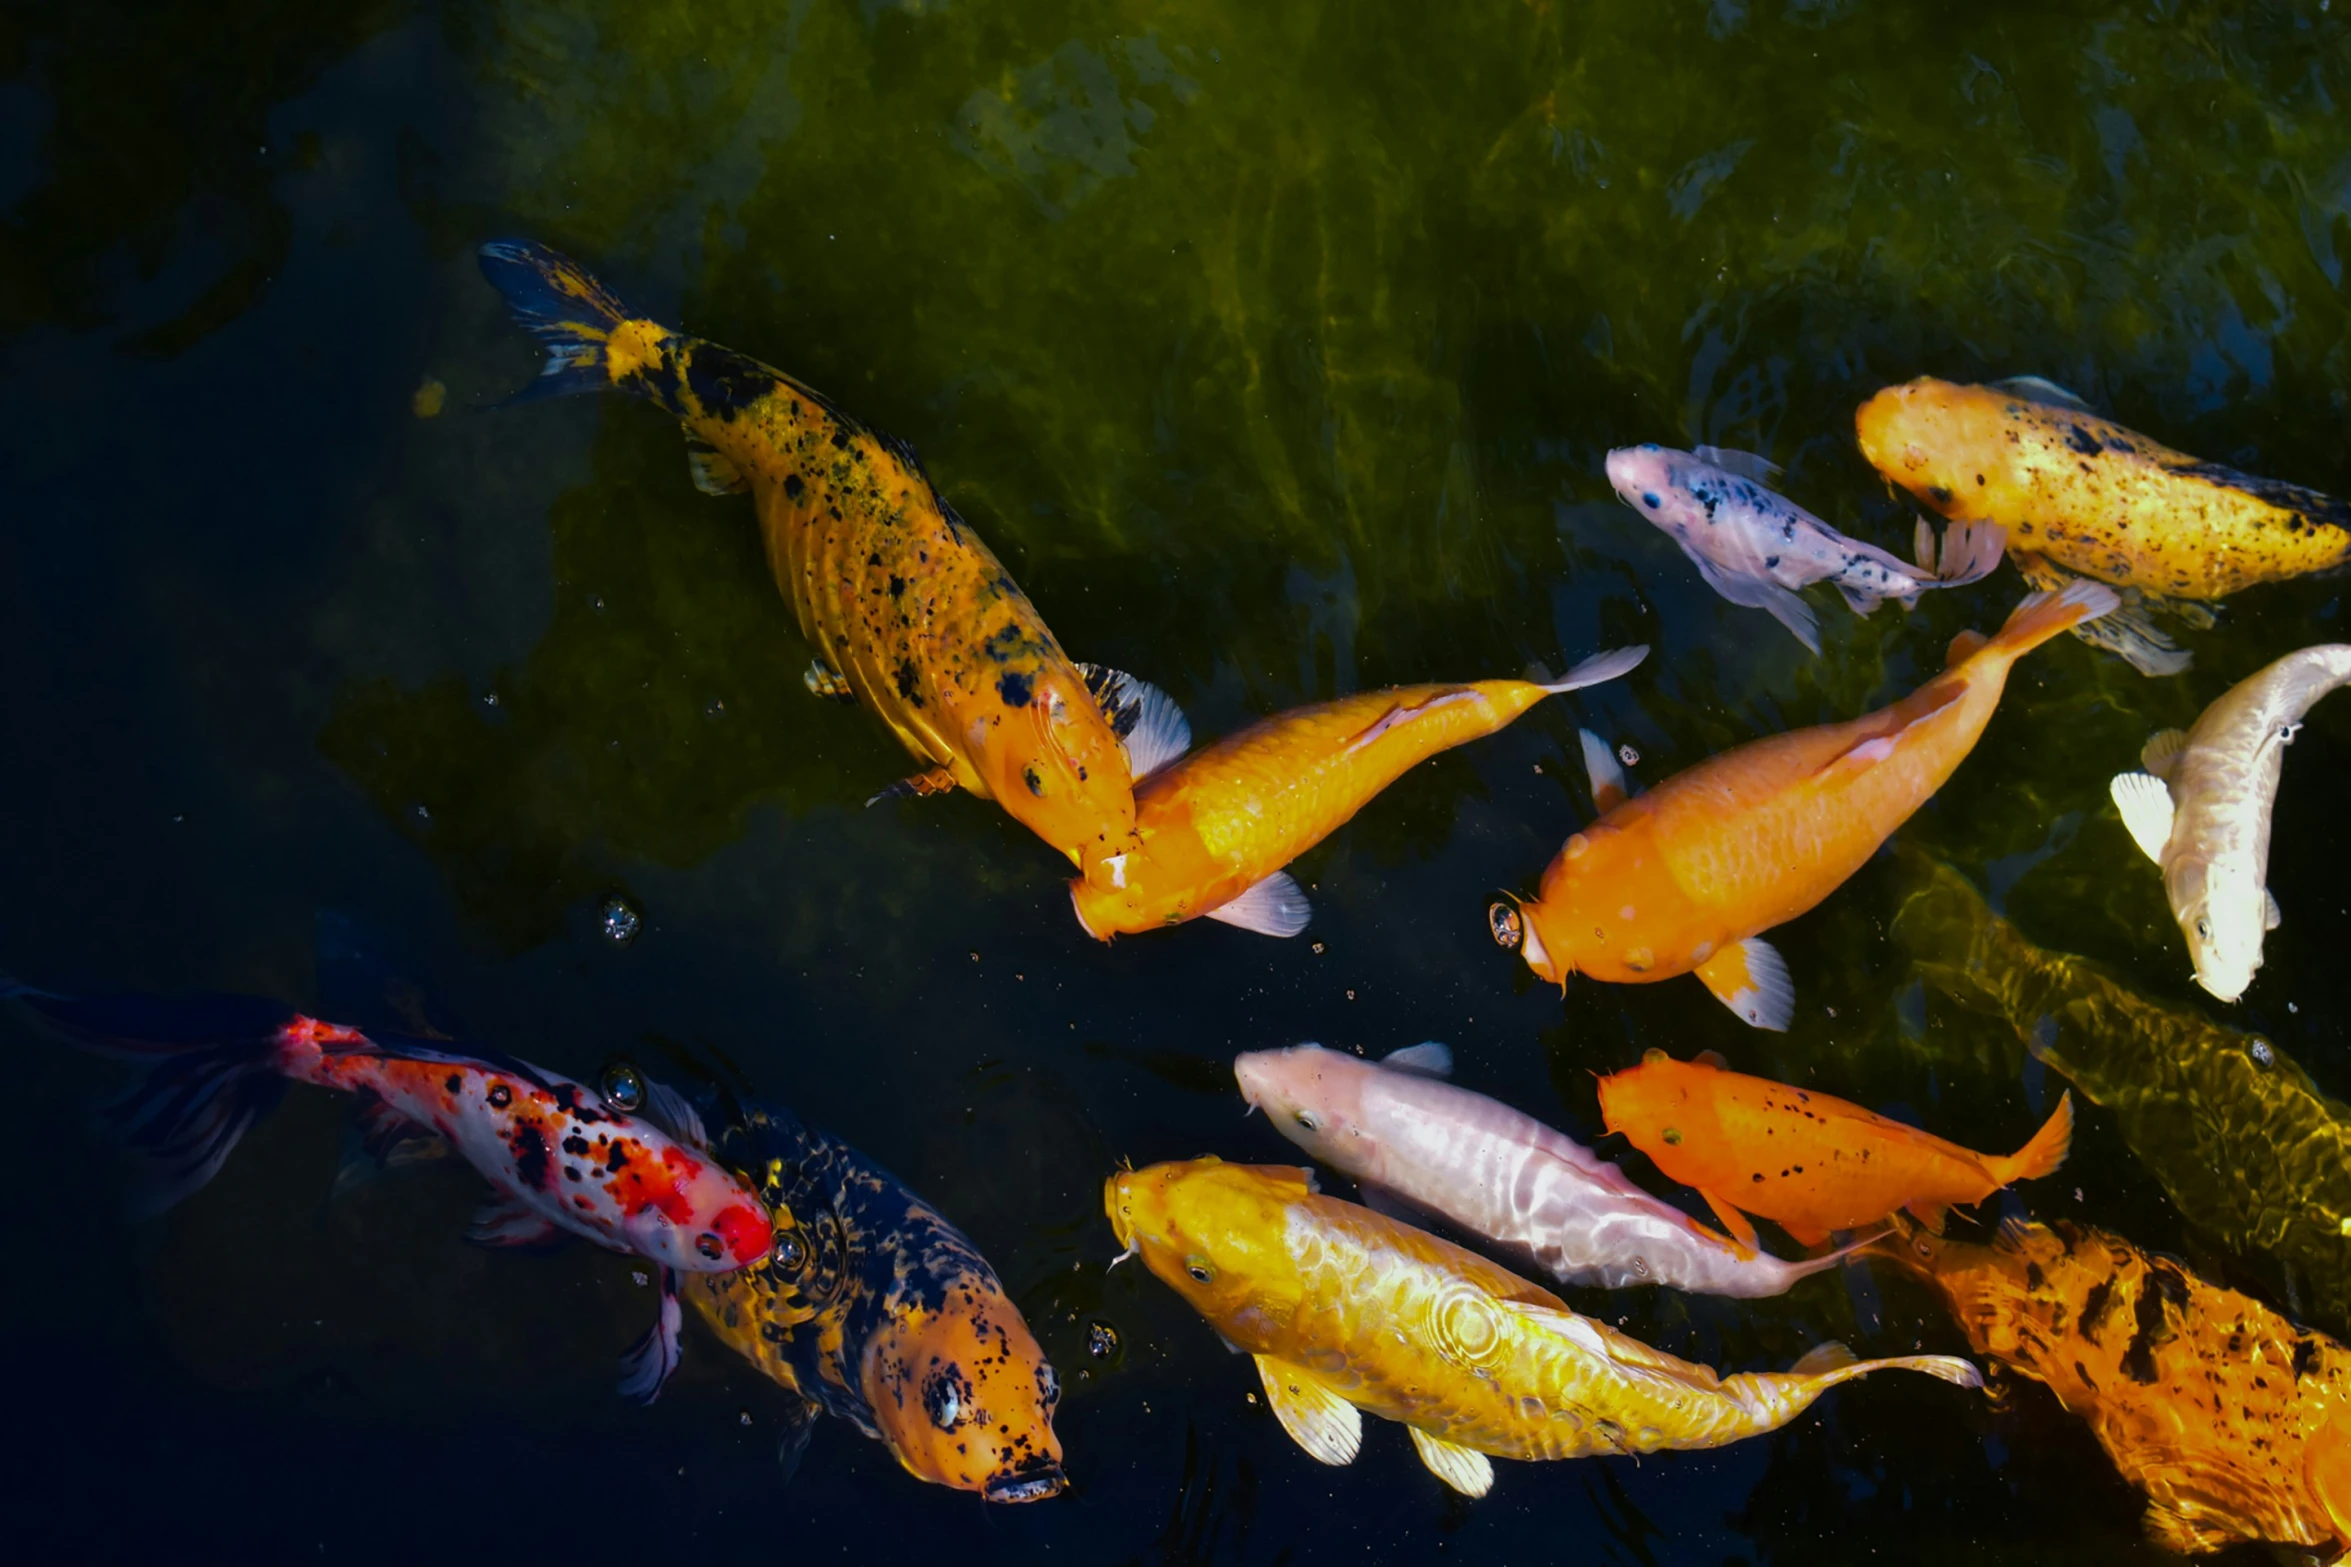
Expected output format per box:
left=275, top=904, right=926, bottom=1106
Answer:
left=477, top=240, right=684, bottom=413
left=1801, top=1350, right=1984, bottom=1392
left=1537, top=644, right=1650, bottom=696
left=5, top=983, right=293, bottom=1216
left=1979, top=580, right=2120, bottom=663
left=1992, top=1090, right=2074, bottom=1186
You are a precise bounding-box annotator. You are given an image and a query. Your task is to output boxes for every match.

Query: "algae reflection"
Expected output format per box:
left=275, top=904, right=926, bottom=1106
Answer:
left=1891, top=850, right=2351, bottom=1337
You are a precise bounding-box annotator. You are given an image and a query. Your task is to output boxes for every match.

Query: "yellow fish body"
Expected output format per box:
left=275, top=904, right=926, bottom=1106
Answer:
left=479, top=240, right=1152, bottom=875
left=1104, top=1158, right=1979, bottom=1496
left=1887, top=1217, right=2351, bottom=1557
left=1071, top=649, right=1644, bottom=940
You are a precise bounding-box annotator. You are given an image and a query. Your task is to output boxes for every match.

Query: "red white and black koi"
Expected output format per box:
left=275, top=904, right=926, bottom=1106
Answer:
left=8, top=985, right=773, bottom=1400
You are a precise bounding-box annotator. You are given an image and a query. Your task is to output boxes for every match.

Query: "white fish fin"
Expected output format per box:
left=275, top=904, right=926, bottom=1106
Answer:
left=1686, top=548, right=1823, bottom=654
left=1835, top=581, right=1887, bottom=617
left=1925, top=520, right=2006, bottom=587
left=2267, top=889, right=2282, bottom=931
left=2108, top=772, right=2176, bottom=863
left=1578, top=728, right=1631, bottom=812
left=2141, top=728, right=2190, bottom=780
left=1989, top=374, right=2094, bottom=413
left=1408, top=1427, right=1494, bottom=1498
left=636, top=1077, right=711, bottom=1151
left=467, top=1191, right=562, bottom=1248
left=1205, top=872, right=1312, bottom=938
left=1693, top=937, right=1794, bottom=1032
left=1790, top=1341, right=1857, bottom=1376
left=1379, top=1042, right=1454, bottom=1079
left=2066, top=591, right=2193, bottom=677
left=1252, top=1356, right=1362, bottom=1466
left=618, top=1266, right=684, bottom=1403
left=1077, top=664, right=1192, bottom=780
left=1691, top=444, right=1783, bottom=483
left=1541, top=644, right=1648, bottom=694
left=1214, top=1332, right=1248, bottom=1356
left=683, top=430, right=749, bottom=495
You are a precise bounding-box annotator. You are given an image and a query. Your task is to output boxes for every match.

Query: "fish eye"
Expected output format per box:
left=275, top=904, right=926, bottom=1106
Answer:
left=770, top=1231, right=807, bottom=1272
left=600, top=1062, right=645, bottom=1113
left=696, top=1231, right=724, bottom=1261
left=1185, top=1259, right=1214, bottom=1284
left=1023, top=763, right=1046, bottom=797
left=1641, top=492, right=1660, bottom=509
left=1661, top=1126, right=1682, bottom=1145
left=2195, top=918, right=2211, bottom=939
left=1293, top=1111, right=1319, bottom=1132
left=1488, top=902, right=1523, bottom=950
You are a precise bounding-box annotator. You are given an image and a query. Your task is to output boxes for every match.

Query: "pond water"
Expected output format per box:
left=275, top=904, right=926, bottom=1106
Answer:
left=6, top=2, right=2351, bottom=1560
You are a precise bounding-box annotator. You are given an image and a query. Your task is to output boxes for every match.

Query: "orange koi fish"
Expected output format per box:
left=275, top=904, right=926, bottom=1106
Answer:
left=1595, top=1050, right=2072, bottom=1249
left=1070, top=648, right=1646, bottom=939
left=479, top=241, right=1172, bottom=878
left=1888, top=1217, right=2351, bottom=1557
left=1489, top=582, right=2115, bottom=1027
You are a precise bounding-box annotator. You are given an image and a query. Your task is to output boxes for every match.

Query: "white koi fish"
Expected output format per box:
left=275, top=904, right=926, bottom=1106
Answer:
left=1606, top=443, right=2004, bottom=653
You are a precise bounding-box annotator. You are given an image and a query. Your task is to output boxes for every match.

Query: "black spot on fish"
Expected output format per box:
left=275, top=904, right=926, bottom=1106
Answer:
left=2080, top=1277, right=2116, bottom=1333
left=2025, top=1262, right=2046, bottom=1291
left=887, top=574, right=907, bottom=598
left=511, top=1122, right=552, bottom=1191
left=684, top=343, right=777, bottom=416
left=1763, top=555, right=1779, bottom=570
left=487, top=1083, right=512, bottom=1110
left=783, top=473, right=805, bottom=501
left=830, top=427, right=853, bottom=451
left=2065, top=423, right=2102, bottom=456
left=1929, top=485, right=1954, bottom=505
left=607, top=1142, right=631, bottom=1172
left=444, top=1074, right=462, bottom=1094
left=998, top=671, right=1033, bottom=709
left=895, top=660, right=923, bottom=706
left=562, top=1134, right=590, bottom=1157
left=2295, top=1337, right=2321, bottom=1380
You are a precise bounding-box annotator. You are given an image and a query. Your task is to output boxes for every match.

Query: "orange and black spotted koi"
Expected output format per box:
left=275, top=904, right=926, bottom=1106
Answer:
left=681, top=1094, right=1066, bottom=1502
left=8, top=984, right=772, bottom=1401
left=478, top=240, right=1169, bottom=881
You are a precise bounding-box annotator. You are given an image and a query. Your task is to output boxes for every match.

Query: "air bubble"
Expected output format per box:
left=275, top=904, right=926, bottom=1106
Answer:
left=601, top=895, right=643, bottom=945
left=1618, top=744, right=1640, bottom=766
left=1085, top=1319, right=1121, bottom=1360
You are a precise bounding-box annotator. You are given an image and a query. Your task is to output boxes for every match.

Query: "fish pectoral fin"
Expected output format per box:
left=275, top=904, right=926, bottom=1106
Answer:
left=1379, top=1042, right=1454, bottom=1079
left=1252, top=1356, right=1362, bottom=1466
left=1693, top=937, right=1794, bottom=1031
left=1076, top=664, right=1192, bottom=780
left=1904, top=1199, right=1950, bottom=1235
left=1834, top=581, right=1887, bottom=617
left=682, top=429, right=749, bottom=495
left=1204, top=872, right=1312, bottom=938
left=2107, top=772, right=2176, bottom=863
left=2069, top=588, right=2194, bottom=678
left=775, top=1397, right=820, bottom=1484
left=2140, top=728, right=2190, bottom=780
left=1578, top=729, right=1631, bottom=812
left=1696, top=1190, right=1762, bottom=1257
left=2266, top=889, right=2283, bottom=931
left=1407, top=1427, right=1495, bottom=1499
left=1988, top=374, right=2094, bottom=413
left=1688, top=550, right=1823, bottom=655
left=466, top=1191, right=563, bottom=1249
left=617, top=1266, right=685, bottom=1404
left=802, top=659, right=857, bottom=703
left=865, top=767, right=959, bottom=806
left=1691, top=444, right=1783, bottom=484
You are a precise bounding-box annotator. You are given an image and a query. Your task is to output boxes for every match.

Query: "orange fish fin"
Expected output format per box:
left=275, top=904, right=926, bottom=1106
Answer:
left=1693, top=937, right=1794, bottom=1031
left=1251, top=1355, right=1361, bottom=1466
left=866, top=767, right=959, bottom=805
left=1985, top=580, right=2119, bottom=660
left=1697, top=1190, right=1762, bottom=1257
left=1407, top=1427, right=1494, bottom=1499
left=1904, top=1199, right=1950, bottom=1234
left=1992, top=1090, right=2074, bottom=1186
left=1778, top=1220, right=1833, bottom=1250
left=2305, top=1405, right=2351, bottom=1551
left=1944, top=629, right=1989, bottom=669
left=1578, top=729, right=1630, bottom=812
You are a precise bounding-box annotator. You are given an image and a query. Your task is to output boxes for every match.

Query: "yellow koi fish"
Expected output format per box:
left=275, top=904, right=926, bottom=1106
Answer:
left=479, top=241, right=1174, bottom=877
left=1105, top=1158, right=1980, bottom=1496
left=1071, top=648, right=1645, bottom=939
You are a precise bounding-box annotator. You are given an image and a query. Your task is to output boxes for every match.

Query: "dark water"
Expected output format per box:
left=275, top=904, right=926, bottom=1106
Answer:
left=7, top=1, right=2351, bottom=1560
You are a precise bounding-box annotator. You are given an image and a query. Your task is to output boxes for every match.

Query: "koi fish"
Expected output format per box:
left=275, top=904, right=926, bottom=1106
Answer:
left=1069, top=646, right=1647, bottom=939
left=1233, top=1041, right=1861, bottom=1296
left=1606, top=443, right=2002, bottom=653
left=478, top=240, right=1174, bottom=878
left=2109, top=644, right=2351, bottom=1001
left=1595, top=1050, right=2072, bottom=1248
left=7, top=985, right=773, bottom=1400
left=1489, top=582, right=2115, bottom=1027
left=1856, top=375, right=2351, bottom=675
left=1893, top=850, right=2351, bottom=1340
left=679, top=1092, right=1066, bottom=1501
left=1105, top=1158, right=1979, bottom=1497
left=1885, top=1216, right=2351, bottom=1557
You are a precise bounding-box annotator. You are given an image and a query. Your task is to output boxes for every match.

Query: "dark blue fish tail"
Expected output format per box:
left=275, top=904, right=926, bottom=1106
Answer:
left=5, top=983, right=293, bottom=1217
left=476, top=239, right=684, bottom=413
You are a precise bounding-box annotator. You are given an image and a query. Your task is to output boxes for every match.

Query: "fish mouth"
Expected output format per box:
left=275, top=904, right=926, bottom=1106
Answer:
left=983, top=1463, right=1068, bottom=1503
left=1068, top=883, right=1112, bottom=942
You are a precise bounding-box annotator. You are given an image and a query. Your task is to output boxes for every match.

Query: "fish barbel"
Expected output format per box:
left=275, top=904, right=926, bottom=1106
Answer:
left=1104, top=1158, right=1979, bottom=1497
left=1606, top=443, right=2002, bottom=654
left=1234, top=1042, right=1860, bottom=1296
left=1069, top=646, right=1645, bottom=940
left=1884, top=1216, right=2351, bottom=1557
left=477, top=240, right=1163, bottom=879
left=2109, top=644, right=2351, bottom=1001
left=682, top=1095, right=1065, bottom=1502
left=1493, top=582, right=2115, bottom=1028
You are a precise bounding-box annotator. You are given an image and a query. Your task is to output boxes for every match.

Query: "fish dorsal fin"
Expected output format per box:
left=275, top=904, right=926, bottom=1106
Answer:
left=1380, top=1042, right=1454, bottom=1079
left=1789, top=1341, right=1858, bottom=1376
left=1694, top=937, right=1794, bottom=1031
left=1693, top=1048, right=1729, bottom=1070
left=2266, top=889, right=2282, bottom=931
left=1407, top=1427, right=1494, bottom=1498
left=2141, top=729, right=2190, bottom=780
left=2108, top=772, right=2176, bottom=863
left=637, top=1077, right=712, bottom=1151
left=1691, top=445, right=1783, bottom=484
left=1578, top=729, right=1631, bottom=812
left=683, top=430, right=749, bottom=496
left=1076, top=665, right=1192, bottom=780
left=1990, top=375, right=2093, bottom=413
left=1205, top=872, right=1311, bottom=938
left=1252, top=1356, right=1361, bottom=1466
